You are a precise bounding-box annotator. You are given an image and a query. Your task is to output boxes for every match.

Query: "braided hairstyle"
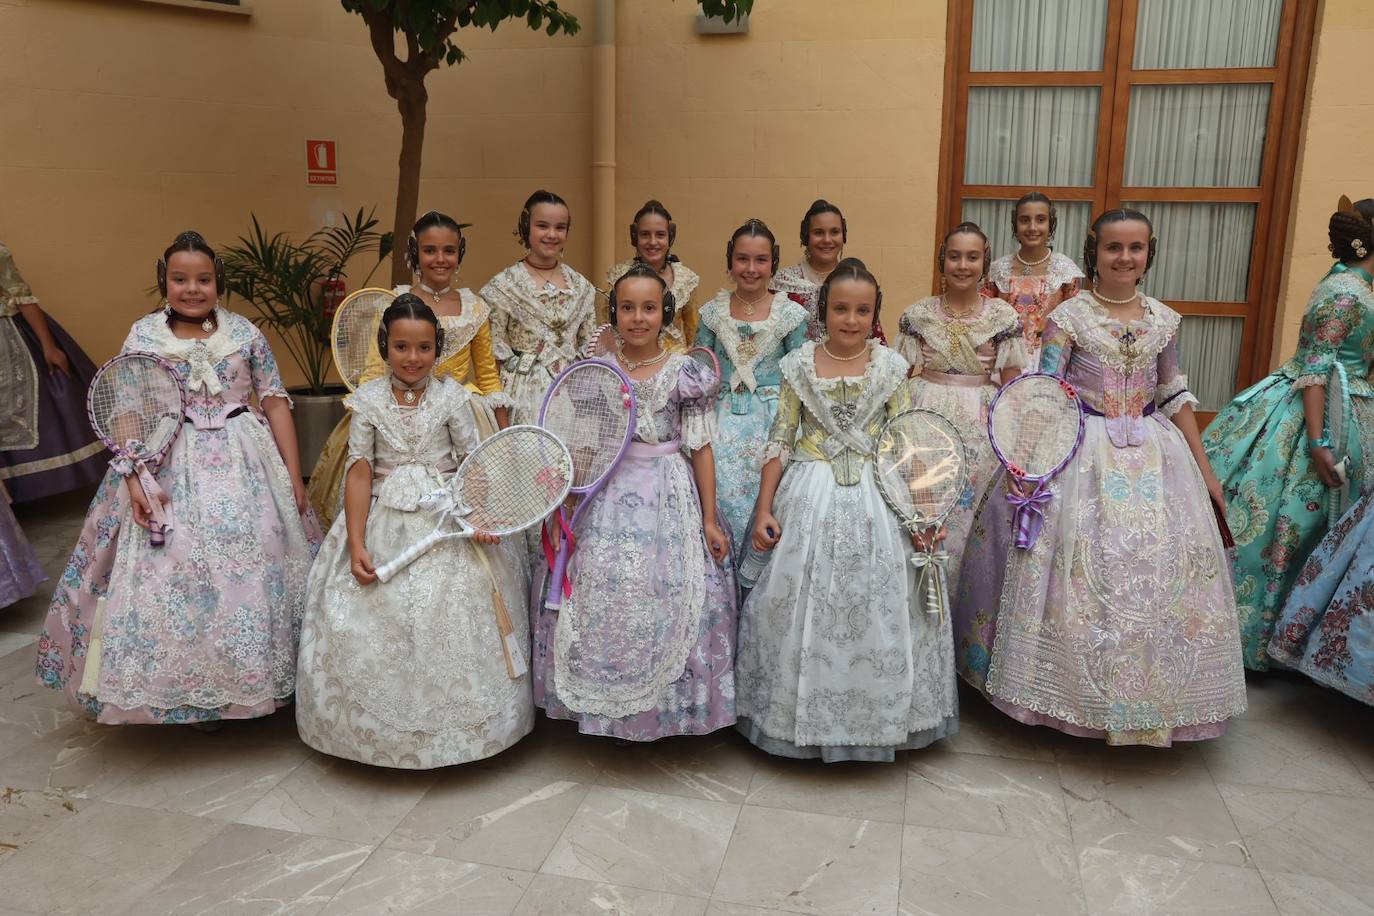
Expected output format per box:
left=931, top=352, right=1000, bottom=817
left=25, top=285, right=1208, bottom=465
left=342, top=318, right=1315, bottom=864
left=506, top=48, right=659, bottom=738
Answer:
left=799, top=198, right=847, bottom=248
left=514, top=189, right=571, bottom=247
left=937, top=221, right=991, bottom=278
left=726, top=218, right=781, bottom=275
left=1328, top=197, right=1374, bottom=264
left=608, top=261, right=677, bottom=328
left=817, top=256, right=882, bottom=335
left=376, top=292, right=445, bottom=358
left=1011, top=191, right=1057, bottom=243
left=157, top=230, right=226, bottom=297
left=406, top=210, right=467, bottom=273
left=1082, top=208, right=1156, bottom=285
left=629, top=199, right=678, bottom=262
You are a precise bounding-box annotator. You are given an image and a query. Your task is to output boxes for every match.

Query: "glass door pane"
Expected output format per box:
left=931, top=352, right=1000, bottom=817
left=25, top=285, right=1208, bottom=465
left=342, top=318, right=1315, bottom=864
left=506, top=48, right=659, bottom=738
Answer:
left=963, top=198, right=1092, bottom=270
left=966, top=87, right=1100, bottom=186
left=1125, top=201, right=1256, bottom=303
left=1134, top=0, right=1284, bottom=69
left=1178, top=315, right=1244, bottom=411
left=1124, top=84, right=1270, bottom=187
left=971, top=0, right=1109, bottom=71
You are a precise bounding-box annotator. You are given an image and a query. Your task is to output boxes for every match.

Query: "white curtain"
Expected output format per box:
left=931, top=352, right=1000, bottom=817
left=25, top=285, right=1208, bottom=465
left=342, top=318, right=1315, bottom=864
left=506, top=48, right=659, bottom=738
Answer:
left=965, top=87, right=1099, bottom=186
left=1178, top=316, right=1245, bottom=412
left=971, top=0, right=1108, bottom=71
left=1125, top=84, right=1270, bottom=187
left=1134, top=0, right=1283, bottom=69
left=1128, top=202, right=1254, bottom=303
left=963, top=198, right=1091, bottom=270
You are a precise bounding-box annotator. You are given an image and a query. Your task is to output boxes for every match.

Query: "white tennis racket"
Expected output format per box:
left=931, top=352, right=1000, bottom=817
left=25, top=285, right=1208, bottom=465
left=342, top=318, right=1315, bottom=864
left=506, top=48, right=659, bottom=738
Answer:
left=87, top=352, right=187, bottom=547
left=874, top=407, right=967, bottom=620
left=1327, top=362, right=1353, bottom=527
left=331, top=288, right=397, bottom=391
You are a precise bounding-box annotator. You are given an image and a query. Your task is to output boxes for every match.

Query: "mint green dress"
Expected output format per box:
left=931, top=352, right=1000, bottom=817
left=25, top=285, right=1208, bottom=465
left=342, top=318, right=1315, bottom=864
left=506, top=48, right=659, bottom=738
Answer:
left=1204, top=263, right=1374, bottom=669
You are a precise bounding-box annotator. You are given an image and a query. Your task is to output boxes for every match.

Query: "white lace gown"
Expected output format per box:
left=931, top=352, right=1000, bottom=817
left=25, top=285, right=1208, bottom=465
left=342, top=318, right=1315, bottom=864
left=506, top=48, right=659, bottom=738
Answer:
left=295, top=376, right=532, bottom=768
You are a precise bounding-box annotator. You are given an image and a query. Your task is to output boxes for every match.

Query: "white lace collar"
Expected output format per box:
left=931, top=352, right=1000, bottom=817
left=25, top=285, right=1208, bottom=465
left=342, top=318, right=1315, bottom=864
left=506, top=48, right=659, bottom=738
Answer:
left=898, top=296, right=1020, bottom=351
left=698, top=290, right=807, bottom=392
left=135, top=307, right=247, bottom=395
left=1049, top=291, right=1181, bottom=374
left=780, top=341, right=907, bottom=454
left=346, top=375, right=469, bottom=455
left=987, top=253, right=1084, bottom=294
left=396, top=285, right=490, bottom=358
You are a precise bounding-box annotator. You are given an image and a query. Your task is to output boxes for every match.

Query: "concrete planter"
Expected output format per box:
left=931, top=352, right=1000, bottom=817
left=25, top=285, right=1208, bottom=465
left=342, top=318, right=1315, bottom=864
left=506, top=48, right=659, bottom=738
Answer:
left=290, top=385, right=347, bottom=477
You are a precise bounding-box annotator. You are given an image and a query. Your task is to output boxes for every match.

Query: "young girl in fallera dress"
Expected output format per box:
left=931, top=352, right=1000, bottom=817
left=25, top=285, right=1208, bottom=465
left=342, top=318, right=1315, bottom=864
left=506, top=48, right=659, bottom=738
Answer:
left=482, top=190, right=598, bottom=426
left=296, top=295, right=531, bottom=767
left=36, top=232, right=321, bottom=724
left=736, top=258, right=957, bottom=762
left=896, top=222, right=1024, bottom=590
left=975, top=210, right=1246, bottom=746
left=605, top=200, right=701, bottom=350
left=307, top=211, right=511, bottom=527
left=983, top=192, right=1084, bottom=372
left=693, top=219, right=809, bottom=553
left=531, top=264, right=737, bottom=740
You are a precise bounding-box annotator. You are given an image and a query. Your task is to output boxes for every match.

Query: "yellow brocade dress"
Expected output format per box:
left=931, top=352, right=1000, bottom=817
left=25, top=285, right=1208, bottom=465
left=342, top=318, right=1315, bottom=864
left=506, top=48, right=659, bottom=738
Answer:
left=306, top=287, right=510, bottom=526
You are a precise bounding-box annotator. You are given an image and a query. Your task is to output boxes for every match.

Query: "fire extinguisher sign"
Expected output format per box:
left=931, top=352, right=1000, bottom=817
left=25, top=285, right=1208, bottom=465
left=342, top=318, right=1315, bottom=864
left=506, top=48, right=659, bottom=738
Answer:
left=306, top=140, right=338, bottom=186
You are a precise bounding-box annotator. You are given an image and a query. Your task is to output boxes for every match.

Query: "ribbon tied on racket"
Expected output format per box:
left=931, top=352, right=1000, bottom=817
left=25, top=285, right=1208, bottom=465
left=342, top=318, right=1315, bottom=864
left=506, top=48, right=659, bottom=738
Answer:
left=1005, top=483, right=1054, bottom=548
left=909, top=548, right=951, bottom=620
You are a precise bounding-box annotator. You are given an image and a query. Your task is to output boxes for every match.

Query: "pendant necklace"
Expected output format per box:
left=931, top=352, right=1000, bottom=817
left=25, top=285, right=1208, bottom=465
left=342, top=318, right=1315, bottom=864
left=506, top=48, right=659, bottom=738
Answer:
left=167, top=307, right=216, bottom=334
left=1015, top=249, right=1052, bottom=276
left=733, top=290, right=769, bottom=318
left=525, top=258, right=561, bottom=294
left=392, top=374, right=429, bottom=406
left=417, top=281, right=451, bottom=305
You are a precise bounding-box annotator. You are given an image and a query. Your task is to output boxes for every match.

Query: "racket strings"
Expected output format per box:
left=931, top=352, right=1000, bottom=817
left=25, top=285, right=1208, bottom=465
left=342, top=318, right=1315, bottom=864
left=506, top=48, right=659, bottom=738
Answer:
left=990, top=383, right=1081, bottom=478
left=875, top=412, right=966, bottom=525
left=456, top=431, right=572, bottom=535
left=333, top=290, right=395, bottom=389
left=543, top=368, right=632, bottom=489
left=90, top=358, right=183, bottom=457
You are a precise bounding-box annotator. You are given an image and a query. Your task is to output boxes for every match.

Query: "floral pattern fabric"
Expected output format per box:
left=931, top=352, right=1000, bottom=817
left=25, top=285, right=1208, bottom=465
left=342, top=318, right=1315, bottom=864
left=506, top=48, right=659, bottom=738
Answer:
left=983, top=253, right=1083, bottom=370
left=36, top=310, right=322, bottom=724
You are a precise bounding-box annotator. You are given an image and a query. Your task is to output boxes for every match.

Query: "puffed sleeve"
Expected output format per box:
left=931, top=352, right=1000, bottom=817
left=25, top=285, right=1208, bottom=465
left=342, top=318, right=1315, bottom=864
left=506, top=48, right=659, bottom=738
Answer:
left=1038, top=317, right=1073, bottom=376
left=1291, top=290, right=1363, bottom=390
left=762, top=380, right=803, bottom=467
left=884, top=369, right=915, bottom=417
left=344, top=397, right=375, bottom=476
left=782, top=318, right=809, bottom=354
left=993, top=320, right=1028, bottom=372
left=469, top=316, right=514, bottom=410
left=894, top=312, right=925, bottom=375
left=678, top=356, right=720, bottom=452
left=249, top=327, right=292, bottom=404
left=1155, top=331, right=1199, bottom=417
left=0, top=244, right=38, bottom=313
left=446, top=390, right=481, bottom=459
left=1062, top=276, right=1083, bottom=299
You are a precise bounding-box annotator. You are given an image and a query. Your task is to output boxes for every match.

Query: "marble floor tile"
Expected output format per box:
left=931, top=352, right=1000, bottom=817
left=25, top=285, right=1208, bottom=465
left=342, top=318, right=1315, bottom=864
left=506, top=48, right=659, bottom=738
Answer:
left=905, top=748, right=1070, bottom=842
left=135, top=822, right=370, bottom=916
left=1330, top=721, right=1374, bottom=783
left=103, top=728, right=311, bottom=819
left=0, top=703, right=75, bottom=755
left=236, top=753, right=437, bottom=845
left=1219, top=782, right=1374, bottom=885
left=1240, top=674, right=1332, bottom=722
left=0, top=633, right=36, bottom=656
left=1077, top=847, right=1278, bottom=915
left=1051, top=734, right=1207, bottom=774
left=0, top=800, right=225, bottom=915
left=385, top=759, right=591, bottom=872
left=713, top=805, right=901, bottom=916
left=541, top=786, right=739, bottom=898
left=704, top=903, right=809, bottom=916
left=0, top=787, right=80, bottom=861
left=0, top=720, right=161, bottom=797
left=898, top=824, right=1085, bottom=916
left=744, top=755, right=907, bottom=823
left=1260, top=869, right=1374, bottom=916
left=1058, top=760, right=1250, bottom=866
left=1200, top=716, right=1372, bottom=796
left=322, top=849, right=532, bottom=916
left=513, top=874, right=707, bottom=916
left=596, top=732, right=758, bottom=805
left=940, top=689, right=1060, bottom=762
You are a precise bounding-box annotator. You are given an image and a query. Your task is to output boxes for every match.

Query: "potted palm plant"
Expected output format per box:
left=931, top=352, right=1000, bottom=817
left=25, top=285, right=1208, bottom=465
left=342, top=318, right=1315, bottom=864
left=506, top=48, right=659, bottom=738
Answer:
left=220, top=208, right=390, bottom=472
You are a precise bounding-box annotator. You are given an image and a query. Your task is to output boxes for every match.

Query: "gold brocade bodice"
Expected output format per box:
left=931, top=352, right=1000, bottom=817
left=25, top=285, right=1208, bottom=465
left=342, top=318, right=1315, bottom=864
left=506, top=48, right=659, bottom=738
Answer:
left=770, top=370, right=913, bottom=487
left=358, top=302, right=503, bottom=396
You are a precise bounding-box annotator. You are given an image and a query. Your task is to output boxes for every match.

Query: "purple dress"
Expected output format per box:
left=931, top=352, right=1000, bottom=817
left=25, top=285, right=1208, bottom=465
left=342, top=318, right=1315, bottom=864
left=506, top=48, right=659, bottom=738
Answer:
left=36, top=310, right=323, bottom=724
left=532, top=354, right=738, bottom=740
left=0, top=497, right=45, bottom=608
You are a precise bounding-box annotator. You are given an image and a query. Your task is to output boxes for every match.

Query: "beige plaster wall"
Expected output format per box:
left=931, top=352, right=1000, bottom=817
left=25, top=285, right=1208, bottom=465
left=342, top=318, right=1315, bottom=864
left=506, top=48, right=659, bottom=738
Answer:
left=0, top=0, right=596, bottom=383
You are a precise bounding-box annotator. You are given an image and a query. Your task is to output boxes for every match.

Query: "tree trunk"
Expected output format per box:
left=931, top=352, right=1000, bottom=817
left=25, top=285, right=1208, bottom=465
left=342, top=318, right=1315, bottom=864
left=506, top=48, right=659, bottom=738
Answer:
left=390, top=82, right=429, bottom=287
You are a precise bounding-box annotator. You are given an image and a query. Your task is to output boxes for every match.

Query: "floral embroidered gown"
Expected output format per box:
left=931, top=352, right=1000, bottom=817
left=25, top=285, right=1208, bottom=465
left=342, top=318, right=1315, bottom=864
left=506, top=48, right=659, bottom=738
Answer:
left=36, top=309, right=322, bottom=724
left=1204, top=263, right=1374, bottom=669
left=481, top=262, right=597, bottom=426
left=531, top=354, right=737, bottom=740
left=983, top=253, right=1084, bottom=372
left=693, top=290, right=809, bottom=551
left=306, top=286, right=511, bottom=527
left=894, top=296, right=1024, bottom=587
left=977, top=294, right=1247, bottom=745
left=605, top=259, right=702, bottom=350
left=296, top=376, right=531, bottom=767
left=736, top=341, right=958, bottom=762
left=773, top=261, right=888, bottom=344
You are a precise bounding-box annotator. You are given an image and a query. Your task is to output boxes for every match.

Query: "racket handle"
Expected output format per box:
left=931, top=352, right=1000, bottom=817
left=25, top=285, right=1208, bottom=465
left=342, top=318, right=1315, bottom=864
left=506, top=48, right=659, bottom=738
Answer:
left=135, top=462, right=171, bottom=549
left=545, top=543, right=570, bottom=609
left=377, top=529, right=454, bottom=583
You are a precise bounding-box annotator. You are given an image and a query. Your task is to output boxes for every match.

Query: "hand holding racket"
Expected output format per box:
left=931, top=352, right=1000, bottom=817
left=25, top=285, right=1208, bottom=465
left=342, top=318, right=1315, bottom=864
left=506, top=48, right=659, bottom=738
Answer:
left=987, top=372, right=1085, bottom=550
left=537, top=358, right=636, bottom=609
left=87, top=352, right=187, bottom=547
left=874, top=407, right=968, bottom=621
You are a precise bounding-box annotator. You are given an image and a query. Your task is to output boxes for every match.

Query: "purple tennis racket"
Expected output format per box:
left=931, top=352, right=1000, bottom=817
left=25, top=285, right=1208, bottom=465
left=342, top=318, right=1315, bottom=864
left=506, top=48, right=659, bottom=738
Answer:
left=87, top=352, right=187, bottom=547
left=537, top=358, right=636, bottom=609
left=987, top=372, right=1085, bottom=550
left=685, top=345, right=722, bottom=381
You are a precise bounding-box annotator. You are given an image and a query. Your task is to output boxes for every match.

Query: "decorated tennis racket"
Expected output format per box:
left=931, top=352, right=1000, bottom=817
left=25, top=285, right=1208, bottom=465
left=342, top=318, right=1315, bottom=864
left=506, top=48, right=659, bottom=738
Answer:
left=874, top=407, right=968, bottom=620
left=331, top=287, right=397, bottom=390
left=583, top=322, right=617, bottom=359
left=537, top=358, right=637, bottom=608
left=375, top=425, right=572, bottom=583
left=987, top=372, right=1086, bottom=550
left=685, top=345, right=722, bottom=381
left=87, top=352, right=187, bottom=547
left=1326, top=362, right=1353, bottom=527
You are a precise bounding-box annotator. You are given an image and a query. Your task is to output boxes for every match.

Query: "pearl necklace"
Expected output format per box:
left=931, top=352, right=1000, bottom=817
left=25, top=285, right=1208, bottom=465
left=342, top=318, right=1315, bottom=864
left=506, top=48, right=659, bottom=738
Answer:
left=1015, top=248, right=1052, bottom=276
left=1091, top=288, right=1139, bottom=306
left=732, top=290, right=769, bottom=318
left=417, top=281, right=451, bottom=305
left=616, top=344, right=668, bottom=371
left=821, top=340, right=867, bottom=362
